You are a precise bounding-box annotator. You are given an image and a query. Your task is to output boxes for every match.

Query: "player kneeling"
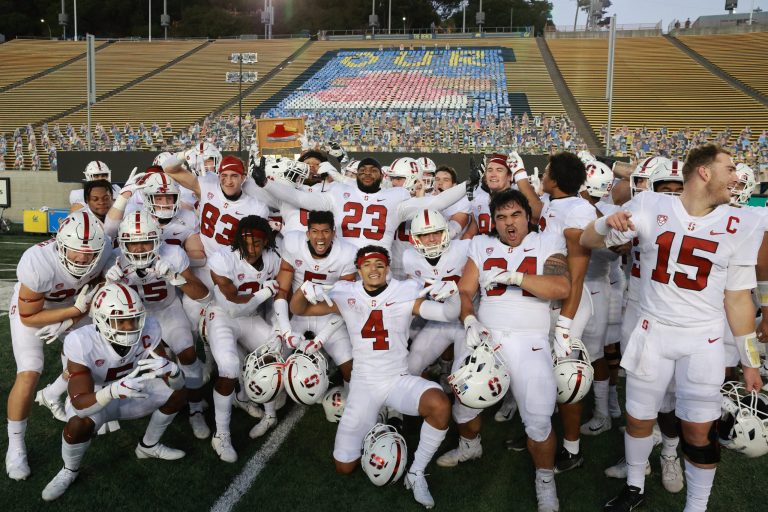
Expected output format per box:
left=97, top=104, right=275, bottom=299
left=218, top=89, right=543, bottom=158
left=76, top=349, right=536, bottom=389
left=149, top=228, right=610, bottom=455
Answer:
left=42, top=284, right=186, bottom=501
left=291, top=245, right=460, bottom=509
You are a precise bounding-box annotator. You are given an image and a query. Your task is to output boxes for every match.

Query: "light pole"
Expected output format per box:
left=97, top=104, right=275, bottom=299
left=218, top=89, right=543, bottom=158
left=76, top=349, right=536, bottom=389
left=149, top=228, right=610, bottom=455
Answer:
left=402, top=16, right=406, bottom=33
left=40, top=19, right=52, bottom=39
left=226, top=53, right=258, bottom=154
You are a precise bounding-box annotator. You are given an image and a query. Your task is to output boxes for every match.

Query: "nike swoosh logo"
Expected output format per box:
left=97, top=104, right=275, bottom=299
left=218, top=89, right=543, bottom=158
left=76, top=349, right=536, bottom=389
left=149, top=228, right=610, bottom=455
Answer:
left=609, top=281, right=617, bottom=285
left=171, top=232, right=182, bottom=236
left=709, top=231, right=724, bottom=236
left=447, top=268, right=455, bottom=273
left=590, top=291, right=599, bottom=295
left=235, top=211, right=244, bottom=215
left=589, top=425, right=605, bottom=432
left=524, top=248, right=534, bottom=252
left=385, top=301, right=395, bottom=307
left=532, top=347, right=543, bottom=351
left=548, top=214, right=555, bottom=218
left=708, top=337, right=721, bottom=344
left=377, top=198, right=387, bottom=202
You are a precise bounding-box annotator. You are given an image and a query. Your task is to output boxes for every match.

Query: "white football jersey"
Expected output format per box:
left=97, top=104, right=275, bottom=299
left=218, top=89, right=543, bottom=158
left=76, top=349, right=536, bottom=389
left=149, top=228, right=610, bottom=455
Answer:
left=109, top=243, right=189, bottom=311
left=281, top=231, right=356, bottom=291
left=198, top=173, right=270, bottom=256
left=538, top=193, right=597, bottom=235
left=468, top=187, right=494, bottom=235
left=13, top=238, right=110, bottom=308
left=586, top=202, right=621, bottom=282
left=329, top=279, right=421, bottom=378
left=390, top=219, right=412, bottom=275
left=279, top=183, right=329, bottom=235
left=208, top=246, right=280, bottom=297
left=69, top=184, right=122, bottom=207
left=403, top=239, right=471, bottom=285
left=442, top=195, right=471, bottom=220
left=468, top=233, right=566, bottom=331
left=158, top=208, right=199, bottom=247
left=63, top=317, right=163, bottom=387
left=608, top=192, right=763, bottom=326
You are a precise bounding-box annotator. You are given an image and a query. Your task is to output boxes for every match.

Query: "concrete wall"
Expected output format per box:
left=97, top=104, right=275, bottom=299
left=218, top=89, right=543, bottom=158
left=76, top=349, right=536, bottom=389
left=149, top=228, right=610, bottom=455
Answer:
left=3, top=171, right=79, bottom=222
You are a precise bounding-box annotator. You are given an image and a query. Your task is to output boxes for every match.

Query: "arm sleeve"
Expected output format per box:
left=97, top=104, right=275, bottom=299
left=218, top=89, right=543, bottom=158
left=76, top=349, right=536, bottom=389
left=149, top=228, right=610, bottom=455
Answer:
left=264, top=181, right=333, bottom=212
left=419, top=294, right=460, bottom=322
left=398, top=183, right=467, bottom=221
left=725, top=265, right=757, bottom=292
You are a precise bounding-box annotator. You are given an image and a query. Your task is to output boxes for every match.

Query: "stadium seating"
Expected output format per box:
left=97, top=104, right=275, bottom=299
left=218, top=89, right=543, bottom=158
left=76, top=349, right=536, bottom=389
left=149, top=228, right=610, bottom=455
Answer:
left=677, top=32, right=768, bottom=96
left=546, top=36, right=768, bottom=142
left=0, top=40, right=87, bottom=89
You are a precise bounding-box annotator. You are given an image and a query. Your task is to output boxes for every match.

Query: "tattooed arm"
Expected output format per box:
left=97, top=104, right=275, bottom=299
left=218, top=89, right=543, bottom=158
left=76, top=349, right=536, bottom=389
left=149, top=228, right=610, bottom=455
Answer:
left=515, top=253, right=571, bottom=301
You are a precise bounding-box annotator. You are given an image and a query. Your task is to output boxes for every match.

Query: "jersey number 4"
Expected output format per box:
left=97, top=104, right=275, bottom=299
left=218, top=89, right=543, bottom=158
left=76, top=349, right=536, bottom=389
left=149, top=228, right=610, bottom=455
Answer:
left=362, top=310, right=389, bottom=350
left=651, top=232, right=718, bottom=291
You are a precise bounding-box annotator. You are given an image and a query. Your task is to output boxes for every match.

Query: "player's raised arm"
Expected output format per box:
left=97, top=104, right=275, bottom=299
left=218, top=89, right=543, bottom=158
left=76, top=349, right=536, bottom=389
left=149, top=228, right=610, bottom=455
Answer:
left=263, top=178, right=333, bottom=212
left=398, top=182, right=467, bottom=222
left=163, top=154, right=200, bottom=197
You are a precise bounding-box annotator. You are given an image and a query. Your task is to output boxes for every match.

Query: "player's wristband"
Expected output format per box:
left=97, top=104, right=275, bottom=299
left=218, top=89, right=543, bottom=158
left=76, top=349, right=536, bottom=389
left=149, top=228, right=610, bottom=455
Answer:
left=112, top=194, right=128, bottom=213
left=513, top=169, right=528, bottom=184
left=757, top=281, right=768, bottom=307
left=95, top=385, right=115, bottom=407
left=556, top=315, right=572, bottom=330
left=594, top=216, right=610, bottom=236
left=734, top=332, right=761, bottom=368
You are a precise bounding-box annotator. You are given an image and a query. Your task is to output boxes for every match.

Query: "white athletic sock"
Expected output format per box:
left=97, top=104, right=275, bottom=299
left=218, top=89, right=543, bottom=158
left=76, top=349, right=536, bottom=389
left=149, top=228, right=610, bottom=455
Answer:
left=343, top=380, right=350, bottom=393
left=410, top=422, right=448, bottom=474
left=213, top=390, right=234, bottom=435
left=625, top=432, right=654, bottom=492
left=263, top=400, right=276, bottom=417
left=563, top=438, right=580, bottom=455
left=683, top=460, right=716, bottom=512
left=189, top=400, right=204, bottom=414
left=44, top=375, right=69, bottom=401
left=661, top=434, right=679, bottom=457
left=593, top=379, right=609, bottom=418
left=7, top=419, right=27, bottom=448
left=536, top=467, right=556, bottom=481
left=608, top=385, right=620, bottom=411
left=142, top=410, right=177, bottom=447
left=459, top=435, right=480, bottom=448
left=62, top=436, right=91, bottom=472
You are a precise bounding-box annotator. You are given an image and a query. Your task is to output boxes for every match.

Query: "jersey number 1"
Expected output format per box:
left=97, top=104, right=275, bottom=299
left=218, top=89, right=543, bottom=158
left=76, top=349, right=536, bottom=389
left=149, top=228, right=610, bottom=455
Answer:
left=362, top=310, right=389, bottom=350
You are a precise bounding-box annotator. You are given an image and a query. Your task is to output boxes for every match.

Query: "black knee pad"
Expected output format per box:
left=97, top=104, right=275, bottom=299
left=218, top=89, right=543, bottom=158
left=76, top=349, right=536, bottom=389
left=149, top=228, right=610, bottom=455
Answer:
left=605, top=344, right=621, bottom=368
left=681, top=424, right=720, bottom=465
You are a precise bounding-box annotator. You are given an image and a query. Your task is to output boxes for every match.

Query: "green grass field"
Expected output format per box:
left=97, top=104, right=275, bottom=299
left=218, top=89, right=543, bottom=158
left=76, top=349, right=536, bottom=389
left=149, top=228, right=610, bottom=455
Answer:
left=0, top=232, right=762, bottom=511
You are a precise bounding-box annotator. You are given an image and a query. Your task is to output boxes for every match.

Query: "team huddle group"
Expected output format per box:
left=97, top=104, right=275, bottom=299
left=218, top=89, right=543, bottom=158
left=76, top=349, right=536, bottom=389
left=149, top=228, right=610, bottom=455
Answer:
left=5, top=139, right=768, bottom=511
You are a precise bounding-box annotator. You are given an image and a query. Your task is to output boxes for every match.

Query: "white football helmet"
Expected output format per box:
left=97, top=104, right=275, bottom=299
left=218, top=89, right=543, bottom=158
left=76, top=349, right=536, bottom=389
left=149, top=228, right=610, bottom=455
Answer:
left=448, top=342, right=510, bottom=409
left=553, top=339, right=594, bottom=404
left=410, top=209, right=450, bottom=258
left=242, top=344, right=285, bottom=404
left=361, top=423, right=408, bottom=486
left=721, top=381, right=768, bottom=458
left=84, top=160, right=112, bottom=182
left=322, top=385, right=347, bottom=423
left=344, top=159, right=360, bottom=178
left=649, top=159, right=684, bottom=195
left=141, top=171, right=181, bottom=220
left=92, top=283, right=146, bottom=347
left=416, top=157, right=437, bottom=192
left=388, top=157, right=422, bottom=192
left=584, top=160, right=614, bottom=199
left=55, top=210, right=106, bottom=277
left=184, top=142, right=222, bottom=176
left=118, top=210, right=161, bottom=269
left=630, top=156, right=670, bottom=197
left=731, top=163, right=757, bottom=205
left=284, top=351, right=329, bottom=405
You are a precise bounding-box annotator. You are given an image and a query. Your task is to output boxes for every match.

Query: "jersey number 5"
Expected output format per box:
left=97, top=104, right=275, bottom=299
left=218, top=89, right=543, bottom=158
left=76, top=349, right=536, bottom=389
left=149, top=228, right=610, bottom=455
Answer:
left=651, top=232, right=718, bottom=291
left=362, top=310, right=389, bottom=350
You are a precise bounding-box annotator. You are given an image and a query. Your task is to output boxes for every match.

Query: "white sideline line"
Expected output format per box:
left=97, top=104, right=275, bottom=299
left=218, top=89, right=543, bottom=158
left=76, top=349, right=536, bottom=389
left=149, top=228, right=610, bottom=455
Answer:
left=0, top=241, right=40, bottom=245
left=210, top=404, right=307, bottom=512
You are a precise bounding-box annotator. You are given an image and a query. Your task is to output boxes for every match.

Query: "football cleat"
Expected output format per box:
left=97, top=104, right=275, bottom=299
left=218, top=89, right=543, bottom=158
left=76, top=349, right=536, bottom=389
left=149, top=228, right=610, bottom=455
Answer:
left=660, top=454, right=684, bottom=493
left=535, top=471, right=560, bottom=512
left=580, top=414, right=612, bottom=436
left=233, top=394, right=265, bottom=419
left=554, top=446, right=584, bottom=474
left=249, top=415, right=277, bottom=439
left=494, top=392, right=518, bottom=422
left=189, top=411, right=211, bottom=439
left=35, top=387, right=67, bottom=422
left=604, top=457, right=651, bottom=479
left=5, top=446, right=30, bottom=481
left=135, top=442, right=185, bottom=460
left=41, top=467, right=78, bottom=501
left=604, top=485, right=645, bottom=511
left=436, top=436, right=482, bottom=467
left=404, top=470, right=434, bottom=509
left=211, top=432, right=237, bottom=463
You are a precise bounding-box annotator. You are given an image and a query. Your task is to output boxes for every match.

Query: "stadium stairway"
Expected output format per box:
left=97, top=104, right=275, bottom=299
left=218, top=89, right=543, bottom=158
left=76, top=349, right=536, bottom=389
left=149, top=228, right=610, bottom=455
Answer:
left=206, top=38, right=314, bottom=121
left=664, top=34, right=768, bottom=108
left=41, top=40, right=214, bottom=127
left=536, top=38, right=602, bottom=153
left=0, top=40, right=114, bottom=94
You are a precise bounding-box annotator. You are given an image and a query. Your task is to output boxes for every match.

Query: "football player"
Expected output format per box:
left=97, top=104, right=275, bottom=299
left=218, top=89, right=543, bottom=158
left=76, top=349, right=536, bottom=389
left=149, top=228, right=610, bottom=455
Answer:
left=6, top=211, right=109, bottom=481
left=105, top=210, right=211, bottom=439
left=433, top=166, right=471, bottom=239
left=205, top=215, right=281, bottom=462
left=69, top=161, right=121, bottom=211
left=581, top=144, right=765, bottom=511
left=451, top=189, right=570, bottom=512
left=290, top=245, right=460, bottom=509
left=274, top=210, right=357, bottom=384
left=535, top=152, right=594, bottom=472
left=76, top=180, right=114, bottom=222
left=462, top=152, right=541, bottom=238
left=41, top=284, right=186, bottom=501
